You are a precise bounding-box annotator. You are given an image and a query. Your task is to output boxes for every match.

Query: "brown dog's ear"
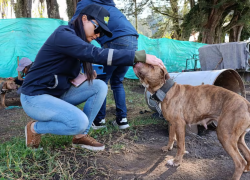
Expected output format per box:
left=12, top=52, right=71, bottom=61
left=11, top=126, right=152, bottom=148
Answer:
left=163, top=69, right=170, bottom=81
left=2, top=82, right=7, bottom=90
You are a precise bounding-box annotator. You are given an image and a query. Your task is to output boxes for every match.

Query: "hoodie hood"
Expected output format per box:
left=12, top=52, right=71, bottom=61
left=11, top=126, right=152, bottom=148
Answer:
left=92, top=0, right=115, bottom=6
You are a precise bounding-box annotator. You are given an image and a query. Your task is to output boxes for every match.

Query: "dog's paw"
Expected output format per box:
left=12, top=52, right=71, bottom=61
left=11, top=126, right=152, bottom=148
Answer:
left=167, top=159, right=174, bottom=166
left=244, top=165, right=250, bottom=173
left=162, top=145, right=173, bottom=152
left=167, top=159, right=180, bottom=167
left=0, top=105, right=6, bottom=109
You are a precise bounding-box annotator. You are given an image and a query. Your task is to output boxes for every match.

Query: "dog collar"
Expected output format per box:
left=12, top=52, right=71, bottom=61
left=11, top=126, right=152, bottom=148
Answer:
left=150, top=78, right=175, bottom=102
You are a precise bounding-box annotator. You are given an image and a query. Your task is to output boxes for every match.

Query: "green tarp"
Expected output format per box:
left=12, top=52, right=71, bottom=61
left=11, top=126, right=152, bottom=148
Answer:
left=0, top=18, right=68, bottom=78
left=0, top=18, right=206, bottom=78
left=125, top=35, right=206, bottom=79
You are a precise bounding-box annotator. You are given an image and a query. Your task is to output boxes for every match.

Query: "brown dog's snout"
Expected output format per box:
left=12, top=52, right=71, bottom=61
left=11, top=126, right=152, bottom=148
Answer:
left=133, top=62, right=143, bottom=68
left=133, top=62, right=144, bottom=75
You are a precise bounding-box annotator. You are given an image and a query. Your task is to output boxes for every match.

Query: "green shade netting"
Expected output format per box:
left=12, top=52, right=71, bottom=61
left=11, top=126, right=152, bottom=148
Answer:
left=0, top=18, right=206, bottom=79
left=0, top=18, right=68, bottom=78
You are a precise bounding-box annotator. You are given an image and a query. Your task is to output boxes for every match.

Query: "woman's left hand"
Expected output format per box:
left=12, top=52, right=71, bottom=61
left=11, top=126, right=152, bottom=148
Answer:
left=145, top=54, right=165, bottom=69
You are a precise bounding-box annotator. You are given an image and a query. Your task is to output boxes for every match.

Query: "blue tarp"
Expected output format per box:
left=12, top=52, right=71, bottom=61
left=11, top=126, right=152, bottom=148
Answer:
left=0, top=18, right=206, bottom=79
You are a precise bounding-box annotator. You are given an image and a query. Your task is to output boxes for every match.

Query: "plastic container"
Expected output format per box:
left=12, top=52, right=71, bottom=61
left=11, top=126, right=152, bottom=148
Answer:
left=82, top=64, right=105, bottom=75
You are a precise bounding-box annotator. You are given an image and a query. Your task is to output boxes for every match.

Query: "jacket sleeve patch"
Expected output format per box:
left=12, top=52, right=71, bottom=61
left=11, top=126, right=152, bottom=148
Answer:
left=107, top=49, right=114, bottom=66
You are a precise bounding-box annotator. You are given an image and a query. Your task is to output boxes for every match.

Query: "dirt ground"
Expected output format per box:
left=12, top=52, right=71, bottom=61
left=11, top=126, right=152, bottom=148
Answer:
left=1, top=85, right=250, bottom=179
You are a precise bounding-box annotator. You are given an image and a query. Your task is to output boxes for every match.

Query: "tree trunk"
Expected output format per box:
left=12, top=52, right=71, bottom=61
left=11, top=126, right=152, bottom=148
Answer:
left=201, top=0, right=236, bottom=44
left=170, top=0, right=181, bottom=40
left=14, top=0, right=32, bottom=18
left=189, top=0, right=195, bottom=8
left=46, top=0, right=60, bottom=19
left=202, top=11, right=221, bottom=44
left=66, top=0, right=80, bottom=20
left=229, top=25, right=243, bottom=42
left=134, top=0, right=137, bottom=31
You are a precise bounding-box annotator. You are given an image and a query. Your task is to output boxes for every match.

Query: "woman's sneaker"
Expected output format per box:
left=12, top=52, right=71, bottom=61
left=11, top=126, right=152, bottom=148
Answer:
left=91, top=119, right=106, bottom=130
left=72, top=135, right=105, bottom=151
left=113, top=117, right=130, bottom=130
left=25, top=121, right=41, bottom=149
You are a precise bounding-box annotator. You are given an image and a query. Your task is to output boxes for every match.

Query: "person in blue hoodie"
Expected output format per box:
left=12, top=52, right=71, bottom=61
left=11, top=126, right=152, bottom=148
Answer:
left=71, top=0, right=139, bottom=130
left=21, top=4, right=164, bottom=151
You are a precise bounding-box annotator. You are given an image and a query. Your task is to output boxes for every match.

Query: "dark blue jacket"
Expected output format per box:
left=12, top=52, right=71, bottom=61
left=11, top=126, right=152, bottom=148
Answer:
left=71, top=0, right=138, bottom=46
left=21, top=25, right=135, bottom=97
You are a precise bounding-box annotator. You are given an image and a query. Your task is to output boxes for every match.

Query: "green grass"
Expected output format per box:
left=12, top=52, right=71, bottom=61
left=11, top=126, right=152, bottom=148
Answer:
left=0, top=79, right=163, bottom=179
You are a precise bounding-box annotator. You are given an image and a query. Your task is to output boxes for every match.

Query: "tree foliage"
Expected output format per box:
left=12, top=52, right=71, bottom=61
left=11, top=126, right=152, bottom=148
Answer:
left=150, top=0, right=189, bottom=40
left=0, top=0, right=9, bottom=18
left=182, top=0, right=250, bottom=44
left=120, top=0, right=149, bottom=30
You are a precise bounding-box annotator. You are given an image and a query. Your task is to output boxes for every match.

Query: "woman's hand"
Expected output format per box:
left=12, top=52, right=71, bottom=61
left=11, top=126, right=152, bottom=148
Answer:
left=146, top=54, right=165, bottom=69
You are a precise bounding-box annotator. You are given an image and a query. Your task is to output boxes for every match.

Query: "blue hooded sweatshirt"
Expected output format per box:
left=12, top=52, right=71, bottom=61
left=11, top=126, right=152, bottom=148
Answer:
left=71, top=0, right=138, bottom=46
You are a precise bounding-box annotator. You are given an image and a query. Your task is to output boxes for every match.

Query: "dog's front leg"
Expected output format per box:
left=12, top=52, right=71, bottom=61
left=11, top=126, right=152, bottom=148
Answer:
left=162, top=122, right=176, bottom=152
left=167, top=120, right=186, bottom=166
left=1, top=94, right=7, bottom=108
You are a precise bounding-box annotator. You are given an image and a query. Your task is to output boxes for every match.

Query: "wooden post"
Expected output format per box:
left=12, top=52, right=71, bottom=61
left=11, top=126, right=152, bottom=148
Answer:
left=17, top=56, right=22, bottom=80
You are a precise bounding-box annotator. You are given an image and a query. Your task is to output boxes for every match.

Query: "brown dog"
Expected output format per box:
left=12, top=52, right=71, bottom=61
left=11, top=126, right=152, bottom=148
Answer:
left=0, top=79, right=17, bottom=108
left=133, top=62, right=250, bottom=180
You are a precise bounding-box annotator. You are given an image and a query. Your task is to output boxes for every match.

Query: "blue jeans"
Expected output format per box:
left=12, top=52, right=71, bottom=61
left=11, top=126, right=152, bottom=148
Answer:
left=20, top=79, right=107, bottom=135
left=95, top=35, right=138, bottom=121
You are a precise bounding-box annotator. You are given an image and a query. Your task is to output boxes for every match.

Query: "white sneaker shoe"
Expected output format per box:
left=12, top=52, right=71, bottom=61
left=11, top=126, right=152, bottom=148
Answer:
left=113, top=118, right=130, bottom=130
left=92, top=119, right=106, bottom=130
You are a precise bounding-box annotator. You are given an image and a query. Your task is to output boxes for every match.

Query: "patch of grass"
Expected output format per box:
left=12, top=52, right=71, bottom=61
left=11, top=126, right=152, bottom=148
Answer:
left=77, top=102, right=85, bottom=110
left=130, top=116, right=166, bottom=127
left=112, top=143, right=125, bottom=150
left=0, top=137, right=59, bottom=179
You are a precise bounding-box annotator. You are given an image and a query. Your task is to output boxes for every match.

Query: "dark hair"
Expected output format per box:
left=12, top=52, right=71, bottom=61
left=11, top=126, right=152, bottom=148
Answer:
left=21, top=62, right=33, bottom=77
left=26, top=63, right=33, bottom=71
left=73, top=14, right=95, bottom=82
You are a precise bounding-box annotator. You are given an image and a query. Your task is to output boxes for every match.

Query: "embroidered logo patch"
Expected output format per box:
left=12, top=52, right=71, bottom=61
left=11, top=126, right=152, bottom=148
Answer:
left=104, top=16, right=109, bottom=25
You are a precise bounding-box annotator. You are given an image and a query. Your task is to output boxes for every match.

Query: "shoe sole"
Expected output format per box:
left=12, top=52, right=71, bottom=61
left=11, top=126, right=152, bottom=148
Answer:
left=118, top=124, right=130, bottom=130
left=25, top=124, right=43, bottom=150
left=91, top=125, right=106, bottom=130
left=112, top=121, right=130, bottom=130
left=25, top=125, right=28, bottom=147
left=72, top=144, right=105, bottom=151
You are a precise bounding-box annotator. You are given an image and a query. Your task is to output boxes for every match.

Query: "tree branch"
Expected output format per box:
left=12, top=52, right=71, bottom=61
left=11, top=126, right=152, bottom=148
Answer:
left=150, top=1, right=184, bottom=20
